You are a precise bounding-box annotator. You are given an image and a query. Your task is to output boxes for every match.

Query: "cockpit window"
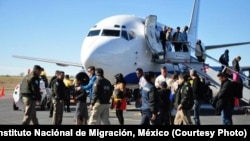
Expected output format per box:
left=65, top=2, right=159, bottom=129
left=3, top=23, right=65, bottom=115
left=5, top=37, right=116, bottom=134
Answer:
left=128, top=31, right=135, bottom=40
left=121, top=30, right=136, bottom=40
left=87, top=30, right=100, bottom=36
left=121, top=30, right=129, bottom=40
left=101, top=29, right=120, bottom=37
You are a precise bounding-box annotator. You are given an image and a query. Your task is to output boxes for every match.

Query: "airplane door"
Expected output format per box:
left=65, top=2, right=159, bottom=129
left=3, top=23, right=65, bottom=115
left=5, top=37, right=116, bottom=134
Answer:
left=144, top=15, right=164, bottom=57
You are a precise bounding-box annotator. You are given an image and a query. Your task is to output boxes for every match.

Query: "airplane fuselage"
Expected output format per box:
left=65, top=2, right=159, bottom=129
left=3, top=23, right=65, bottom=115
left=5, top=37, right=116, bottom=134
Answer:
left=81, top=15, right=177, bottom=84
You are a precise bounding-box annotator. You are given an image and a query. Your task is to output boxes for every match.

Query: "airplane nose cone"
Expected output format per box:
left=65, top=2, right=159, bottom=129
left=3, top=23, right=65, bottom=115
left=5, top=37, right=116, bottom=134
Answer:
left=81, top=38, right=114, bottom=70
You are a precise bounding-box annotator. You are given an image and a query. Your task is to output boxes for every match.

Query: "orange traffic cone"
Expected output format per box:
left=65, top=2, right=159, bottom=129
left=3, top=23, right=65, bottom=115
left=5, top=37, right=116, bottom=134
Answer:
left=0, top=86, right=5, bottom=97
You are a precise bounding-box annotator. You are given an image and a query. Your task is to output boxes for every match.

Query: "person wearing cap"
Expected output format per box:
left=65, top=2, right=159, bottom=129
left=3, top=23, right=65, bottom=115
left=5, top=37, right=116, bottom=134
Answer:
left=88, top=68, right=113, bottom=125
left=173, top=73, right=194, bottom=125
left=158, top=81, right=172, bottom=125
left=20, top=65, right=42, bottom=125
left=189, top=69, right=203, bottom=125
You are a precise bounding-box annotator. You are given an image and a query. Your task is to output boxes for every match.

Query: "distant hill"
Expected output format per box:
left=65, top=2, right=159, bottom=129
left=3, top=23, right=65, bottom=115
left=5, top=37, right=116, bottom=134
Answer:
left=0, top=76, right=23, bottom=94
left=0, top=75, right=72, bottom=95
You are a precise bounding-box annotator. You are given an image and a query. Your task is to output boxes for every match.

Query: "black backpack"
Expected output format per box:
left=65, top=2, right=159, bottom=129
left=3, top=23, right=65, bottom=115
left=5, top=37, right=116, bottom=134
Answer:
left=197, top=77, right=213, bottom=103
left=219, top=54, right=226, bottom=64
left=231, top=80, right=243, bottom=98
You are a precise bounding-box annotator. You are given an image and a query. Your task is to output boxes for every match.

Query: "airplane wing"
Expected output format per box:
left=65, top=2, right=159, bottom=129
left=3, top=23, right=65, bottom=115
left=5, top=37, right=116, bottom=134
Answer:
left=241, top=66, right=250, bottom=72
left=205, top=42, right=250, bottom=50
left=12, top=55, right=83, bottom=67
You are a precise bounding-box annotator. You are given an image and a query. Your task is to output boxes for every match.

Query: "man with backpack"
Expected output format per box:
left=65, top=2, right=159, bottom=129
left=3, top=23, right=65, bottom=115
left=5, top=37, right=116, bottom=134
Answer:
left=219, top=49, right=229, bottom=72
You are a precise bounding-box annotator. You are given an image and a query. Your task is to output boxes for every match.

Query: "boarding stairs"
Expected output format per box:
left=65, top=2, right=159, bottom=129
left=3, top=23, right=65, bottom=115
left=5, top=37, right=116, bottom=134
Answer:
left=185, top=46, right=250, bottom=105
left=197, top=48, right=250, bottom=105
left=183, top=56, right=220, bottom=87
left=144, top=15, right=191, bottom=63
left=144, top=15, right=250, bottom=104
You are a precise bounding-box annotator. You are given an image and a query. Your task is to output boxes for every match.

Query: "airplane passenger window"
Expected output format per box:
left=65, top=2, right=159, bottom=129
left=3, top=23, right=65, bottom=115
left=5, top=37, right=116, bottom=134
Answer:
left=87, top=30, right=100, bottom=36
left=101, top=29, right=120, bottom=37
left=128, top=31, right=135, bottom=40
left=121, top=30, right=129, bottom=40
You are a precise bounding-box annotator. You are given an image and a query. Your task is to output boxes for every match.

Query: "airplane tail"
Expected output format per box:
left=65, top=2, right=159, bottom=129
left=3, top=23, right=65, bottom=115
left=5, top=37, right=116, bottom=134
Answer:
left=188, top=0, right=200, bottom=44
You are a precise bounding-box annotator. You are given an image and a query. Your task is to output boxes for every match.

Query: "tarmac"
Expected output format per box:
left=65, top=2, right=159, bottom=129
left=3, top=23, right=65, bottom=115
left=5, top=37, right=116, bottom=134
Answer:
left=0, top=93, right=250, bottom=125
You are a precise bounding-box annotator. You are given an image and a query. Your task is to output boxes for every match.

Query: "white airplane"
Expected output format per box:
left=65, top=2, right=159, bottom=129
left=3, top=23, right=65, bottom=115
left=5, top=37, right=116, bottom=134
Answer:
left=13, top=0, right=250, bottom=104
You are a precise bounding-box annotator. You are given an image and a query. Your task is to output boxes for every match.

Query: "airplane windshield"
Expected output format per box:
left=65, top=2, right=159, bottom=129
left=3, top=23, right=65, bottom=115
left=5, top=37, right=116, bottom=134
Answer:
left=87, top=30, right=100, bottom=36
left=121, top=30, right=129, bottom=40
left=121, top=30, right=136, bottom=41
left=101, top=29, right=120, bottom=37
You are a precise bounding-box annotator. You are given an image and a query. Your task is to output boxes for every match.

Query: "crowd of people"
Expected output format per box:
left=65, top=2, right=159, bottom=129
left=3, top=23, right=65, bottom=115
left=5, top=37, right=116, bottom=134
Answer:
left=159, top=25, right=207, bottom=64
left=19, top=60, right=244, bottom=125
left=159, top=25, right=190, bottom=54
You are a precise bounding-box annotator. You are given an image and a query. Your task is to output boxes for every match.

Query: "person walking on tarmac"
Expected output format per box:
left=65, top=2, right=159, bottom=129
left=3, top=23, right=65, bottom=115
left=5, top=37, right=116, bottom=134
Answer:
left=20, top=65, right=42, bottom=125
left=215, top=72, right=234, bottom=125
left=189, top=69, right=203, bottom=125
left=51, top=71, right=66, bottom=125
left=158, top=81, right=172, bottom=125
left=111, top=73, right=127, bottom=125
left=174, top=73, right=194, bottom=125
left=88, top=68, right=113, bottom=125
left=73, top=72, right=89, bottom=125
left=140, top=71, right=160, bottom=125
left=48, top=70, right=60, bottom=118
left=77, top=66, right=96, bottom=105
left=63, top=74, right=73, bottom=112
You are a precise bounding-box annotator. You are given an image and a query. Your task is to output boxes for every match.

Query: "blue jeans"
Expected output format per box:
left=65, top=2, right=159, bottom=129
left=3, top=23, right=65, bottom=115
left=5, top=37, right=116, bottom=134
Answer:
left=221, top=106, right=233, bottom=125
left=140, top=109, right=159, bottom=125
left=193, top=99, right=200, bottom=125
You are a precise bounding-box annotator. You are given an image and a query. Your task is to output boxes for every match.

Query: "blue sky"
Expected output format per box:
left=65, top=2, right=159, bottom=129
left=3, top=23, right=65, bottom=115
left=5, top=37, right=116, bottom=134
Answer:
left=0, top=0, right=249, bottom=76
